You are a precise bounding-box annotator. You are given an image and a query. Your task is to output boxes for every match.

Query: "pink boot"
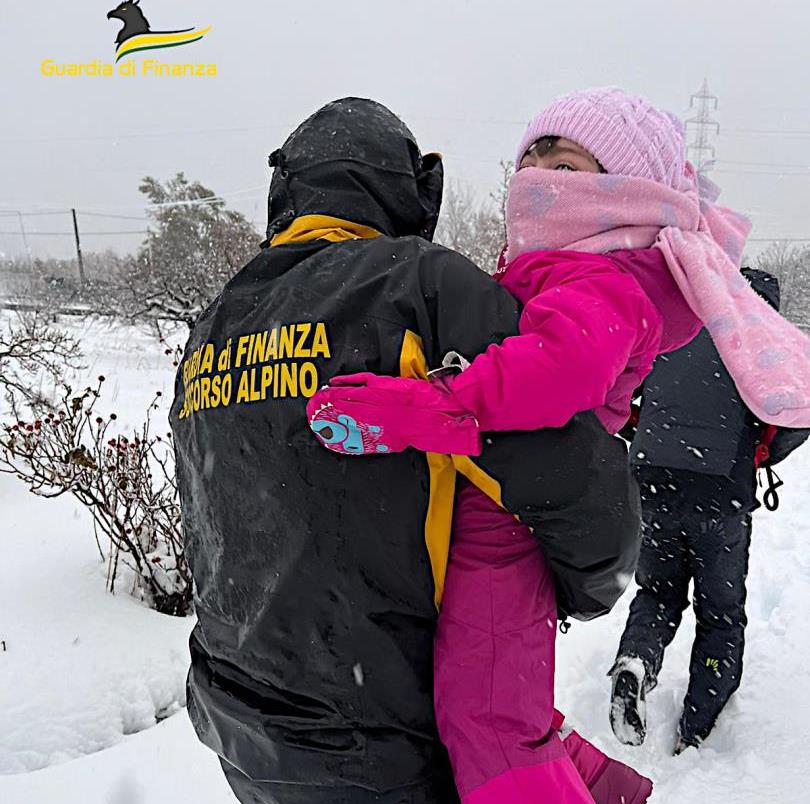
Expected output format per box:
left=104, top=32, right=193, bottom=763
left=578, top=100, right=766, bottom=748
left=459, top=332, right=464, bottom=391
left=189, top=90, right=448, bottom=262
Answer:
left=464, top=741, right=595, bottom=804
left=562, top=727, right=653, bottom=804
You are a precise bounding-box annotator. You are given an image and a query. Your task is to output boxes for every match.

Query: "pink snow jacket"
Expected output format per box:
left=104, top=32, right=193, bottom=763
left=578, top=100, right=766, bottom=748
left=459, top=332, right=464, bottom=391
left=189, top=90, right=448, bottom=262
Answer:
left=307, top=246, right=701, bottom=454
left=458, top=247, right=699, bottom=435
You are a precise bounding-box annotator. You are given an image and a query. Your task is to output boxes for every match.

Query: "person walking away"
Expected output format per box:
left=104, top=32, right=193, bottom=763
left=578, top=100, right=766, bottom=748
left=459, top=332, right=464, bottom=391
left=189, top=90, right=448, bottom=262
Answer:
left=611, top=269, right=810, bottom=753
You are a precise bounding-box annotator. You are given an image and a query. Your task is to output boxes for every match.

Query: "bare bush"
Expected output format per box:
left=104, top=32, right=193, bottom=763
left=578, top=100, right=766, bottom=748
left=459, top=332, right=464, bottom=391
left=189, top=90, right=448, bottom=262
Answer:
left=0, top=372, right=190, bottom=617
left=0, top=311, right=83, bottom=409
left=756, top=241, right=810, bottom=331
left=435, top=161, right=512, bottom=274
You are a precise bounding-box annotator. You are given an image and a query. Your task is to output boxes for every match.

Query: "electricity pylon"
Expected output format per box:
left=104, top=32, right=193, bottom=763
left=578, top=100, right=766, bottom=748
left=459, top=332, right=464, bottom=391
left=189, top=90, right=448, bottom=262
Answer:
left=685, top=78, right=720, bottom=174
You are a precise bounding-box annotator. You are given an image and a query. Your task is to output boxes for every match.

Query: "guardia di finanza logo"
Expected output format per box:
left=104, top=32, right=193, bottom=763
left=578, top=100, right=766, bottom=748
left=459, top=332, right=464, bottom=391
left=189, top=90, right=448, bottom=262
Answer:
left=107, top=1, right=211, bottom=63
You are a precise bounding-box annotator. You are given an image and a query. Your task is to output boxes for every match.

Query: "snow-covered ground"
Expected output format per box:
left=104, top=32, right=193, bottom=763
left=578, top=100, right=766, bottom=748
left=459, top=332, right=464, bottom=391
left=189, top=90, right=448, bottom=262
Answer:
left=1, top=315, right=808, bottom=802
left=556, top=452, right=810, bottom=800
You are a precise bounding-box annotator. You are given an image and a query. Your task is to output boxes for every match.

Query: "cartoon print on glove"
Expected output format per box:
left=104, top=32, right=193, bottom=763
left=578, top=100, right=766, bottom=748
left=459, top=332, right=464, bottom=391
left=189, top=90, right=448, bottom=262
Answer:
left=309, top=403, right=390, bottom=455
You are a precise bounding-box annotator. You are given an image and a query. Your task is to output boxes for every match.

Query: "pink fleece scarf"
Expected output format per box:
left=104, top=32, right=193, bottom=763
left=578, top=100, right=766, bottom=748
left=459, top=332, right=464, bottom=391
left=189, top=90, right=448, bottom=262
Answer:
left=505, top=165, right=810, bottom=428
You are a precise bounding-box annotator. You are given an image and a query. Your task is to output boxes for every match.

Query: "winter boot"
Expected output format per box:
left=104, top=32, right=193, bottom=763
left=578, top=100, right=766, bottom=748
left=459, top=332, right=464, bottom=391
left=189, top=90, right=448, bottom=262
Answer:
left=674, top=728, right=701, bottom=756
left=673, top=736, right=697, bottom=756
left=562, top=728, right=653, bottom=804
left=673, top=721, right=702, bottom=756
left=609, top=656, right=648, bottom=747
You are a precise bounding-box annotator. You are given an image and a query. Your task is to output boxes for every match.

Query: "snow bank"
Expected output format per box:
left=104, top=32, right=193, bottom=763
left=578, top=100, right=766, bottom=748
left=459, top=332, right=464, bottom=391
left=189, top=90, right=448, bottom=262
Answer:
left=0, top=712, right=234, bottom=804
left=0, top=317, right=193, bottom=775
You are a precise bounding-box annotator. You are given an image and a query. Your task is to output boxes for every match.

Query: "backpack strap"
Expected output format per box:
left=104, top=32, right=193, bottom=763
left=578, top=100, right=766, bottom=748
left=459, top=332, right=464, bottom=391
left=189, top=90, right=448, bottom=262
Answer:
left=760, top=465, right=784, bottom=512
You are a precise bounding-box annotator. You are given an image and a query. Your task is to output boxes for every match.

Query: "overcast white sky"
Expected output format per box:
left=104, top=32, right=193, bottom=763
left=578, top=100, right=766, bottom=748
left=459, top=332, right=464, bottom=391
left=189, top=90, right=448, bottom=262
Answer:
left=1, top=0, right=809, bottom=260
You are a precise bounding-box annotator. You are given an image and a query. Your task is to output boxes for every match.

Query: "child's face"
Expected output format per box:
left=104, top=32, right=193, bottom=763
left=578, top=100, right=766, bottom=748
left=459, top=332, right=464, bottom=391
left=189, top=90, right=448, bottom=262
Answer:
left=519, top=136, right=603, bottom=173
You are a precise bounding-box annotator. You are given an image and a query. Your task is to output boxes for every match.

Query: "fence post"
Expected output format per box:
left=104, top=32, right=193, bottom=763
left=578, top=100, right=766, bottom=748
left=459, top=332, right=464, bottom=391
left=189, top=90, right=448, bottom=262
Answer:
left=71, top=208, right=86, bottom=286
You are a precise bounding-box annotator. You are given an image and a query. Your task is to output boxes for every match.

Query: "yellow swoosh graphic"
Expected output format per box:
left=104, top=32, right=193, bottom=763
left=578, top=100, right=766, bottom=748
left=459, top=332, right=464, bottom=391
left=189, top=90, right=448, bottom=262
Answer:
left=115, top=26, right=212, bottom=62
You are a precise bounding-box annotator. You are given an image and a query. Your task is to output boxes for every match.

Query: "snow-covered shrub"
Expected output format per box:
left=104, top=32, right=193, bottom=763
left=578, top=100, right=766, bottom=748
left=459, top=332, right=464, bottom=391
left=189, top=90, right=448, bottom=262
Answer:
left=0, top=311, right=83, bottom=409
left=0, top=373, right=191, bottom=617
left=757, top=242, right=810, bottom=332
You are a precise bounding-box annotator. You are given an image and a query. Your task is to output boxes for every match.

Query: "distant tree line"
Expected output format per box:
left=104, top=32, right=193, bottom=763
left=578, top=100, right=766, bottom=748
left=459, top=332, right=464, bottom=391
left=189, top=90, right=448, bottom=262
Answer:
left=1, top=166, right=808, bottom=332
left=755, top=242, right=810, bottom=332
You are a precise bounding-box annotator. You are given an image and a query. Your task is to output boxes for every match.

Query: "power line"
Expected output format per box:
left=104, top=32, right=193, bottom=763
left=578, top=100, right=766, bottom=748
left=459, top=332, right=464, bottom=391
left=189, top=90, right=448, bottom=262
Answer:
left=76, top=211, right=148, bottom=221
left=81, top=229, right=150, bottom=235
left=104, top=184, right=266, bottom=211
left=713, top=169, right=810, bottom=177
left=717, top=159, right=810, bottom=170
left=2, top=114, right=810, bottom=149
left=0, top=123, right=294, bottom=145
left=439, top=154, right=810, bottom=177
left=0, top=115, right=531, bottom=146
left=0, top=229, right=148, bottom=236
left=0, top=184, right=267, bottom=214
left=721, top=128, right=810, bottom=137
left=0, top=209, right=70, bottom=217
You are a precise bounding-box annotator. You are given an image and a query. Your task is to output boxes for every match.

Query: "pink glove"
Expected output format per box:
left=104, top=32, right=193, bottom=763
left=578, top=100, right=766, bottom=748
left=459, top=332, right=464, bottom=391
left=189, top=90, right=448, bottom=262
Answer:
left=306, top=373, right=481, bottom=457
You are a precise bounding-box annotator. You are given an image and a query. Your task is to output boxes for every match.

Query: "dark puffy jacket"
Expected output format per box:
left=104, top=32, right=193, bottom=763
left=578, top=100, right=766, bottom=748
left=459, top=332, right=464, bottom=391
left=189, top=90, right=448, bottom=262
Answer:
left=170, top=98, right=641, bottom=795
left=767, top=425, right=810, bottom=467
left=631, top=269, right=807, bottom=493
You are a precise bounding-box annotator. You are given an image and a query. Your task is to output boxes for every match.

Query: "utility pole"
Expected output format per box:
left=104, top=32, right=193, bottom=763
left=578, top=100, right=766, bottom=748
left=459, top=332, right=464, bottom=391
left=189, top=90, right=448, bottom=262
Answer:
left=15, top=211, right=33, bottom=270
left=71, top=208, right=86, bottom=286
left=685, top=78, right=720, bottom=174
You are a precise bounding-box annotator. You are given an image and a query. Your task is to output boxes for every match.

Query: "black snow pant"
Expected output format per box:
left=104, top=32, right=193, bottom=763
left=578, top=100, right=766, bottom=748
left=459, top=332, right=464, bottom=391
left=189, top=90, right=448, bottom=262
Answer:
left=617, top=475, right=753, bottom=744
left=220, top=759, right=459, bottom=804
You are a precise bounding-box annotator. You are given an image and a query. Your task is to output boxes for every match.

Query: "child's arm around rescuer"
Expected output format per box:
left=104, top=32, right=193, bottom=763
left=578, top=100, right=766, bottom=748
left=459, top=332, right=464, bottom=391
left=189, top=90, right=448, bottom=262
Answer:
left=306, top=245, right=695, bottom=455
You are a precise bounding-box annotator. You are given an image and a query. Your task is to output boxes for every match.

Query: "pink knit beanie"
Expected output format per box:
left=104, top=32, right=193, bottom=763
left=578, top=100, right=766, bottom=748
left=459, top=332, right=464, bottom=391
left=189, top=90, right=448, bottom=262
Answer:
left=516, top=87, right=687, bottom=190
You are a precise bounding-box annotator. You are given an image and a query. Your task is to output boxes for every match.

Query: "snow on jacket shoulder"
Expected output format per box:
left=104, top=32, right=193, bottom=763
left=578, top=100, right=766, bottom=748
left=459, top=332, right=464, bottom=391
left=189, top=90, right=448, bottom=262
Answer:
left=451, top=249, right=666, bottom=434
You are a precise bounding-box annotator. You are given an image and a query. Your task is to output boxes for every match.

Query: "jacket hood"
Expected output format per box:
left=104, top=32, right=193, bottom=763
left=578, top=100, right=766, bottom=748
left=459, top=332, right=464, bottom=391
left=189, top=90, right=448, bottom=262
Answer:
left=265, top=98, right=443, bottom=243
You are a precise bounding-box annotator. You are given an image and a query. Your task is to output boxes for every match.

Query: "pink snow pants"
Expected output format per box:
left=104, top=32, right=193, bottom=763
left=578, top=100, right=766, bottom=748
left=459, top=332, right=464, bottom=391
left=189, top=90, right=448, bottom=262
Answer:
left=434, top=482, right=604, bottom=804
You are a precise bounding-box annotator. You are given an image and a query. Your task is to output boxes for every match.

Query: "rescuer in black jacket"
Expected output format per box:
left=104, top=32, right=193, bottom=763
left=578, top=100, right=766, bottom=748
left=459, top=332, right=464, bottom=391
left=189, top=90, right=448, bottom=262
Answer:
left=171, top=98, right=641, bottom=804
left=611, top=269, right=809, bottom=754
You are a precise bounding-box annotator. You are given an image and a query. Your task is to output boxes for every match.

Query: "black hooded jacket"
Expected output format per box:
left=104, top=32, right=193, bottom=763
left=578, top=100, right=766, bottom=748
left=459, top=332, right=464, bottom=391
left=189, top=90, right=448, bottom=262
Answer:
left=171, top=99, right=641, bottom=794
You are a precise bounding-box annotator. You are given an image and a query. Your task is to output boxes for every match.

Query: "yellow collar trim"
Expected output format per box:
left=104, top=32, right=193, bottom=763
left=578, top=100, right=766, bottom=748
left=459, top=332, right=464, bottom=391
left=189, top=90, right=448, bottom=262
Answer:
left=270, top=214, right=382, bottom=246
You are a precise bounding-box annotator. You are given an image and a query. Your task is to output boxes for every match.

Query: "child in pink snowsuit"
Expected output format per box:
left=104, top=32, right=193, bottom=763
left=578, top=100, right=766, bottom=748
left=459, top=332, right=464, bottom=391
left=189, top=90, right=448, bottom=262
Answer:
left=308, top=89, right=810, bottom=803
